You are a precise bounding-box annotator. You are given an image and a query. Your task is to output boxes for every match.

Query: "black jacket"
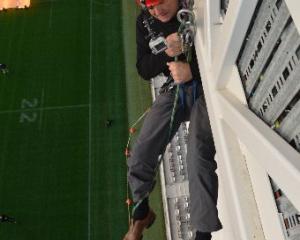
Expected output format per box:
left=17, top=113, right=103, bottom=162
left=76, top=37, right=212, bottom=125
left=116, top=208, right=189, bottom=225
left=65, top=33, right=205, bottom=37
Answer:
left=136, top=10, right=201, bottom=82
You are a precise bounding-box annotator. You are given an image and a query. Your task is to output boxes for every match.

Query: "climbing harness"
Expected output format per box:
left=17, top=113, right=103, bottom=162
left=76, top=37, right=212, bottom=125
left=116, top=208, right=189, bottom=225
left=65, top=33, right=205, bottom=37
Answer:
left=124, top=0, right=197, bottom=225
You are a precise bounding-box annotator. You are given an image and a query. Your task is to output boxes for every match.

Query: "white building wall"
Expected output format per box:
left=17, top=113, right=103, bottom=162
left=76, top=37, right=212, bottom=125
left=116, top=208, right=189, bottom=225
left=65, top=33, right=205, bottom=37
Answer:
left=193, top=0, right=300, bottom=240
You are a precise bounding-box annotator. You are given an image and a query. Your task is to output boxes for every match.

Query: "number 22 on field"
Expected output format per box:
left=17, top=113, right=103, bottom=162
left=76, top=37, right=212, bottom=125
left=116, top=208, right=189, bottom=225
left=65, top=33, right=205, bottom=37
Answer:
left=19, top=98, right=39, bottom=123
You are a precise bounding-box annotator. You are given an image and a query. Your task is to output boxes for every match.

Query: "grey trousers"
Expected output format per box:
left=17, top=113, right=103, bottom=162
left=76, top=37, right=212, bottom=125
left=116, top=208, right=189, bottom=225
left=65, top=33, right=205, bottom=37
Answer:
left=127, top=84, right=222, bottom=232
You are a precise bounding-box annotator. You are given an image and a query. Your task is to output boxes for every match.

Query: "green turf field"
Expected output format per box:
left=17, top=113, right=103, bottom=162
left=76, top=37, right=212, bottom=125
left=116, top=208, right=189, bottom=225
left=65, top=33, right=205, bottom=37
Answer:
left=0, top=0, right=165, bottom=239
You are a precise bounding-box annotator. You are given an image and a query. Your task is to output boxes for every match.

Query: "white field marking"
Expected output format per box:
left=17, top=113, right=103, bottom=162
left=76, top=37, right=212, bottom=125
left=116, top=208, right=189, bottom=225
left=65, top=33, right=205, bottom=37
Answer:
left=48, top=0, right=54, bottom=28
left=88, top=0, right=93, bottom=239
left=0, top=104, right=89, bottom=115
left=19, top=112, right=38, bottom=123
left=20, top=98, right=39, bottom=123
left=39, top=88, right=45, bottom=130
left=21, top=98, right=39, bottom=109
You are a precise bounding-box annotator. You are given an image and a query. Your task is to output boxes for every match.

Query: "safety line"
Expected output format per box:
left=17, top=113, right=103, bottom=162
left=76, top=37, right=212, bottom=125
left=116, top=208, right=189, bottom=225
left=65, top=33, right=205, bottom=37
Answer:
left=48, top=0, right=54, bottom=28
left=125, top=108, right=150, bottom=225
left=88, top=0, right=93, bottom=238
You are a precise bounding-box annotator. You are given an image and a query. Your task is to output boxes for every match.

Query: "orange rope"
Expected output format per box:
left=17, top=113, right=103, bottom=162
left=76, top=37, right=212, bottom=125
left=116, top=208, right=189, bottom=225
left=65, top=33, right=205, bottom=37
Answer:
left=125, top=108, right=150, bottom=226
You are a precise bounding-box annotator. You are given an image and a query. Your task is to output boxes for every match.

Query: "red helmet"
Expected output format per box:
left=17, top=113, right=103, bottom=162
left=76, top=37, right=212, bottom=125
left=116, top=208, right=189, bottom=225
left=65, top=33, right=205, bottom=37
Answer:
left=137, top=0, right=162, bottom=8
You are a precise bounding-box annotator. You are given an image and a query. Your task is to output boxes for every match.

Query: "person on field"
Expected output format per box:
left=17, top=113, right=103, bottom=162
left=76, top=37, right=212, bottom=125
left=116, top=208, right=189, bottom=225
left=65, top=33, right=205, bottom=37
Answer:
left=105, top=119, right=113, bottom=128
left=0, top=63, right=9, bottom=74
left=0, top=214, right=16, bottom=223
left=123, top=0, right=222, bottom=239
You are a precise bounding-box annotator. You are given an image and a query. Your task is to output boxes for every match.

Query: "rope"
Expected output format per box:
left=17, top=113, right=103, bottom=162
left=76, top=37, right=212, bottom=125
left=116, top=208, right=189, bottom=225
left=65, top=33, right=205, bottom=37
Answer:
left=159, top=2, right=196, bottom=165
left=168, top=56, right=180, bottom=140
left=125, top=108, right=150, bottom=226
left=168, top=85, right=180, bottom=139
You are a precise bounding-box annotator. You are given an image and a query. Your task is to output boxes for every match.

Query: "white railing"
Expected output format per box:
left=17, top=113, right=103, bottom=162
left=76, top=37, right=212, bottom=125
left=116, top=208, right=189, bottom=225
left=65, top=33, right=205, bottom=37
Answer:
left=193, top=0, right=300, bottom=239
